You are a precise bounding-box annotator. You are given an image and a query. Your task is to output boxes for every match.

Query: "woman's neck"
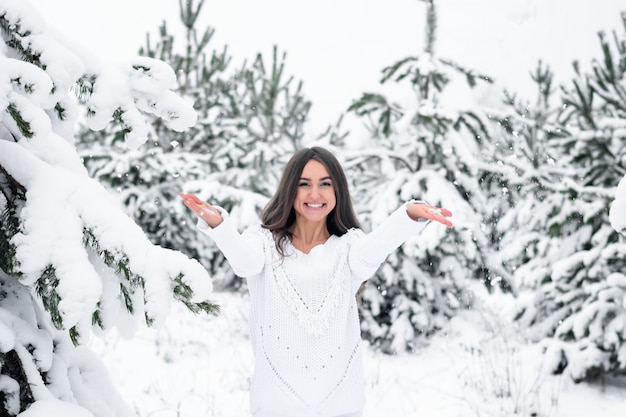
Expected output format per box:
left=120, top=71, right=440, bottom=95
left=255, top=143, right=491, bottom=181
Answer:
left=289, top=219, right=330, bottom=254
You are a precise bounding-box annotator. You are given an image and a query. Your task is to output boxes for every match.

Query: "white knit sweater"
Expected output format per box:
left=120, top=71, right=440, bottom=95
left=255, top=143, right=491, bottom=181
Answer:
left=197, top=203, right=429, bottom=417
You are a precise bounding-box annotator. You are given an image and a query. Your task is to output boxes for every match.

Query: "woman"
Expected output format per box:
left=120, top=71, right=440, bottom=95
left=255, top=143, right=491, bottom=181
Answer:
left=180, top=147, right=452, bottom=417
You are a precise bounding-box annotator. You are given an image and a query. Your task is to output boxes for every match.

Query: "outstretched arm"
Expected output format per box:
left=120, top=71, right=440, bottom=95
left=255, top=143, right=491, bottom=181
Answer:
left=349, top=201, right=452, bottom=281
left=180, top=192, right=264, bottom=278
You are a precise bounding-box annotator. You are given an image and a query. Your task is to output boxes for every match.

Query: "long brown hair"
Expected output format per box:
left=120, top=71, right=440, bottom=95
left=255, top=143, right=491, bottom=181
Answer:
left=262, top=147, right=361, bottom=256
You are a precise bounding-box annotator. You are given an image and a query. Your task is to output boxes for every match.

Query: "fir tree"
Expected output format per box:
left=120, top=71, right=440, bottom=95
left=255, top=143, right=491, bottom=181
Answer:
left=77, top=0, right=311, bottom=289
left=0, top=1, right=216, bottom=415
left=343, top=0, right=510, bottom=353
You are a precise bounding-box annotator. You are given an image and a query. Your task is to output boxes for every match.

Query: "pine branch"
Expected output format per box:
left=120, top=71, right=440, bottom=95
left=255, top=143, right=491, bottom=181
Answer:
left=83, top=229, right=139, bottom=316
left=0, top=163, right=26, bottom=197
left=0, top=349, right=35, bottom=414
left=6, top=104, right=34, bottom=139
left=83, top=229, right=220, bottom=324
left=92, top=303, right=104, bottom=329
left=173, top=274, right=220, bottom=316
left=71, top=75, right=96, bottom=102
left=454, top=111, right=491, bottom=143
left=0, top=13, right=44, bottom=69
left=0, top=206, right=20, bottom=276
left=380, top=56, right=419, bottom=84
left=179, top=0, right=206, bottom=30
left=34, top=266, right=64, bottom=330
left=343, top=149, right=415, bottom=173
left=440, top=58, right=494, bottom=88
left=423, top=0, right=437, bottom=55
left=348, top=93, right=404, bottom=138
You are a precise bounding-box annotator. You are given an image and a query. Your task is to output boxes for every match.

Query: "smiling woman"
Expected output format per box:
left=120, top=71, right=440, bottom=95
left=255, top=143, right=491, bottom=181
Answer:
left=180, top=146, right=452, bottom=417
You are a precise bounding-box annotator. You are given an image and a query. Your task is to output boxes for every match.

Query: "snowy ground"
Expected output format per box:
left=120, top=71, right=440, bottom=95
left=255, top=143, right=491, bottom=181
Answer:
left=88, top=290, right=626, bottom=417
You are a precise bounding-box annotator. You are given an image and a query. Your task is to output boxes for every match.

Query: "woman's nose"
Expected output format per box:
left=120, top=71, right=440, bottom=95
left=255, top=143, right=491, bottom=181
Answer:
left=309, top=186, right=321, bottom=197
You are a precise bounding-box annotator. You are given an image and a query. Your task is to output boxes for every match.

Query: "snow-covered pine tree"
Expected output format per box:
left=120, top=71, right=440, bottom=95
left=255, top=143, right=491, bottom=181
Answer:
left=343, top=0, right=511, bottom=353
left=512, top=13, right=626, bottom=382
left=77, top=0, right=311, bottom=289
left=485, top=61, right=570, bottom=289
left=0, top=1, right=217, bottom=415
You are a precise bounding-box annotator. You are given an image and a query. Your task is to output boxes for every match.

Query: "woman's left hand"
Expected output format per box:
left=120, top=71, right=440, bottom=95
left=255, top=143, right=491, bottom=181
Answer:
left=407, top=202, right=453, bottom=228
left=179, top=192, right=224, bottom=228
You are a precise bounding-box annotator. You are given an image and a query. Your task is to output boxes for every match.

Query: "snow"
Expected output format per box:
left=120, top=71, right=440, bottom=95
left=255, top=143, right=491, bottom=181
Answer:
left=610, top=175, right=626, bottom=234
left=18, top=400, right=93, bottom=417
left=88, top=290, right=626, bottom=417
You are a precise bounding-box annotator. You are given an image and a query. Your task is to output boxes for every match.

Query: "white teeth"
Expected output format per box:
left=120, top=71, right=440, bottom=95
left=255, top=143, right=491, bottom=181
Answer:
left=307, top=203, right=323, bottom=208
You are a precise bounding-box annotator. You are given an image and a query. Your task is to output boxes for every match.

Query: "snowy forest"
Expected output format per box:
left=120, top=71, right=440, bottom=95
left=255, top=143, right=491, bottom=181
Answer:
left=1, top=0, right=626, bottom=416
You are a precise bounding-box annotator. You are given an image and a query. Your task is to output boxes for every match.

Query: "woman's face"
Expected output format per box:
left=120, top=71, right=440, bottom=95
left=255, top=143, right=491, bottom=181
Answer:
left=293, top=159, right=336, bottom=225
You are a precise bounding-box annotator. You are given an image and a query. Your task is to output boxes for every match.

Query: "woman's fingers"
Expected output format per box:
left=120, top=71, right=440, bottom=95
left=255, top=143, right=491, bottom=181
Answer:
left=426, top=205, right=453, bottom=227
left=180, top=192, right=204, bottom=208
left=180, top=192, right=203, bottom=205
left=438, top=216, right=453, bottom=228
left=439, top=208, right=452, bottom=217
left=179, top=192, right=206, bottom=215
left=179, top=192, right=224, bottom=227
left=407, top=202, right=453, bottom=227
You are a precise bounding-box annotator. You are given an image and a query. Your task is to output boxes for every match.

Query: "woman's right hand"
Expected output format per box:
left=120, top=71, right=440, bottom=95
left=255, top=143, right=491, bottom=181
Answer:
left=179, top=192, right=223, bottom=228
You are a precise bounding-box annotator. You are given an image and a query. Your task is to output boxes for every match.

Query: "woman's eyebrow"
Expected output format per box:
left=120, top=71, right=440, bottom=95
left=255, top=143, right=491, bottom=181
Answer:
left=299, top=176, right=332, bottom=181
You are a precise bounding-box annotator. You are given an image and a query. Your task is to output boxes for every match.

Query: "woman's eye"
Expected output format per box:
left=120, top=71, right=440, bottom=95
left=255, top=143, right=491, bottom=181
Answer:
left=298, top=182, right=310, bottom=187
left=321, top=181, right=332, bottom=187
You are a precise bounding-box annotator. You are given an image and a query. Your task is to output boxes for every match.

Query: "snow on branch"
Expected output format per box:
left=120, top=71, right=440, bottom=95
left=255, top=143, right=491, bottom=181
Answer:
left=0, top=0, right=197, bottom=150
left=0, top=136, right=212, bottom=337
left=0, top=0, right=211, bottom=340
left=86, top=57, right=197, bottom=149
left=610, top=175, right=626, bottom=234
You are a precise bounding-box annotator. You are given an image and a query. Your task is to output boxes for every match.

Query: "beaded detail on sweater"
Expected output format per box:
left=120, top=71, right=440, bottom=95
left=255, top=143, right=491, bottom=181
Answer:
left=269, top=236, right=349, bottom=337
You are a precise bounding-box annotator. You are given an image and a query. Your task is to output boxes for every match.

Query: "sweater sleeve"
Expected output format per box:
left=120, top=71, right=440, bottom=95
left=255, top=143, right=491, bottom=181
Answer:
left=195, top=207, right=265, bottom=278
left=348, top=201, right=430, bottom=282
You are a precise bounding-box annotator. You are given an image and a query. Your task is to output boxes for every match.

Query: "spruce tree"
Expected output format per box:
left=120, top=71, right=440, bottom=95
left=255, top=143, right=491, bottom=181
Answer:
left=343, top=0, right=510, bottom=353
left=0, top=1, right=216, bottom=414
left=77, top=0, right=311, bottom=289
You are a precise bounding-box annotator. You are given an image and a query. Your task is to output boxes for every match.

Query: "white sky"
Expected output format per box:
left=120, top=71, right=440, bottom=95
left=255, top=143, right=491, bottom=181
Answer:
left=29, top=0, right=625, bottom=135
